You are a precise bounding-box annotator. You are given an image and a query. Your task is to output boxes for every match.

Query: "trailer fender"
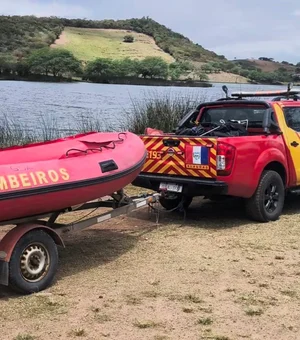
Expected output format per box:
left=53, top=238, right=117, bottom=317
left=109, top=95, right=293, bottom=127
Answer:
left=0, top=223, right=65, bottom=263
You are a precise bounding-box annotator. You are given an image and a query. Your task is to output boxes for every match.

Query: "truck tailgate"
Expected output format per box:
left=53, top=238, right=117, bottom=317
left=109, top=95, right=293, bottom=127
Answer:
left=141, top=135, right=217, bottom=179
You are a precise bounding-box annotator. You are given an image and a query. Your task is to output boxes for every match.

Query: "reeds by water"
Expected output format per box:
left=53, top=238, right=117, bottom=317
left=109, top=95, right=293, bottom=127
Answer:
left=0, top=91, right=211, bottom=148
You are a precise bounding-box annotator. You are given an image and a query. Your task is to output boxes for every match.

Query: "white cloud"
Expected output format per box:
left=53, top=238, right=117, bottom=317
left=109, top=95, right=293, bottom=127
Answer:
left=0, top=0, right=91, bottom=18
left=292, top=10, right=300, bottom=15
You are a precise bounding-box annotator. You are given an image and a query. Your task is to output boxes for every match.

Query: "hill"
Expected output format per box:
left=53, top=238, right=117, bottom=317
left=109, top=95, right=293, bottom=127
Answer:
left=0, top=15, right=299, bottom=85
left=233, top=58, right=297, bottom=73
left=0, top=15, right=63, bottom=59
left=59, top=17, right=224, bottom=63
left=0, top=15, right=224, bottom=63
left=51, top=27, right=175, bottom=63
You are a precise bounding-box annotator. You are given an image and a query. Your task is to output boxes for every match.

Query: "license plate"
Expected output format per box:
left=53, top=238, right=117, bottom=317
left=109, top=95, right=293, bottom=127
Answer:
left=159, top=182, right=183, bottom=193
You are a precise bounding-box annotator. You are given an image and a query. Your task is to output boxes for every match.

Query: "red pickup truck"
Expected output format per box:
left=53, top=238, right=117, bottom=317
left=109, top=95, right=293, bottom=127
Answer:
left=132, top=85, right=300, bottom=222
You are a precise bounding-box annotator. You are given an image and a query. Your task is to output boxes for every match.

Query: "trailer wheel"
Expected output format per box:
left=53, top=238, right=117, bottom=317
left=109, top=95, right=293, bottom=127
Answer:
left=159, top=194, right=193, bottom=211
left=245, top=170, right=285, bottom=222
left=9, top=229, right=58, bottom=294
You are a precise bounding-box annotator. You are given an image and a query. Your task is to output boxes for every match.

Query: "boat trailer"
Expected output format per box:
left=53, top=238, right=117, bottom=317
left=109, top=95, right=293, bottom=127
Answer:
left=0, top=191, right=161, bottom=294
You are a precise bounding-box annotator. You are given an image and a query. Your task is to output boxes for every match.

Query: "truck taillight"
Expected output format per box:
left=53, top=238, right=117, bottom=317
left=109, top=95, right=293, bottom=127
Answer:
left=216, top=142, right=236, bottom=176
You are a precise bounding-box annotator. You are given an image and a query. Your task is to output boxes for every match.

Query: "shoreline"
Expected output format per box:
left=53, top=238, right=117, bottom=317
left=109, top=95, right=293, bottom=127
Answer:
left=2, top=76, right=296, bottom=87
left=2, top=75, right=297, bottom=88
left=0, top=75, right=213, bottom=88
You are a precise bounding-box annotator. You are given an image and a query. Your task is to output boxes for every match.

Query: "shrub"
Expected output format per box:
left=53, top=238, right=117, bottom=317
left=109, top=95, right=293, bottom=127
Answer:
left=123, top=35, right=134, bottom=43
left=125, top=90, right=211, bottom=134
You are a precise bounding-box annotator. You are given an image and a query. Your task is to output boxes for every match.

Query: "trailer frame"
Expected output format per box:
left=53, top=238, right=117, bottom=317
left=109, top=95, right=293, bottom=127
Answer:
left=0, top=190, right=161, bottom=294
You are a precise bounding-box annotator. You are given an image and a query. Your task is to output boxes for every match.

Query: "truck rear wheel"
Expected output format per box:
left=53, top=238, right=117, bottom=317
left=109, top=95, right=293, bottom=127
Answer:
left=159, top=194, right=193, bottom=211
left=9, top=230, right=58, bottom=294
left=245, top=170, right=285, bottom=222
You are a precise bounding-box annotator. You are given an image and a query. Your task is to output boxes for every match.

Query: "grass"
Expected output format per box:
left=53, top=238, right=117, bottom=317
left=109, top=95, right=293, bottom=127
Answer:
left=125, top=90, right=209, bottom=134
left=142, top=290, right=160, bottom=298
left=0, top=91, right=208, bottom=147
left=133, top=320, right=161, bottom=329
left=184, top=293, right=203, bottom=304
left=280, top=290, right=298, bottom=298
left=14, top=335, right=36, bottom=340
left=245, top=307, right=264, bottom=316
left=94, top=313, right=111, bottom=323
left=125, top=295, right=142, bottom=305
left=68, top=328, right=86, bottom=337
left=2, top=295, right=69, bottom=320
left=52, top=27, right=175, bottom=63
left=0, top=113, right=110, bottom=148
left=182, top=307, right=194, bottom=313
left=197, top=317, right=213, bottom=325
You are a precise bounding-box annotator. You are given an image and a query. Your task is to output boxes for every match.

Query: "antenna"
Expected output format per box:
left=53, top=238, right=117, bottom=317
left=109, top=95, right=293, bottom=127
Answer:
left=222, top=85, right=229, bottom=98
left=287, top=82, right=293, bottom=99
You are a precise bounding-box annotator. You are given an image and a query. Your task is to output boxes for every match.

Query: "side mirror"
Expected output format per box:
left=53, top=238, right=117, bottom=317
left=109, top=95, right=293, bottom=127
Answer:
left=262, top=108, right=281, bottom=134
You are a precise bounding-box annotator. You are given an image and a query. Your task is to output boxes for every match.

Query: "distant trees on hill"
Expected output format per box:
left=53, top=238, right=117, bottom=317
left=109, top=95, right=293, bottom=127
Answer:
left=258, top=57, right=274, bottom=62
left=0, top=48, right=208, bottom=82
left=0, top=15, right=63, bottom=57
left=27, top=48, right=82, bottom=77
left=84, top=57, right=198, bottom=81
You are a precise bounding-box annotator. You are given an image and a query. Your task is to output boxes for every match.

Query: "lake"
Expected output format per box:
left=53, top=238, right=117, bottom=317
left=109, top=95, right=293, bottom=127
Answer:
left=0, top=80, right=298, bottom=133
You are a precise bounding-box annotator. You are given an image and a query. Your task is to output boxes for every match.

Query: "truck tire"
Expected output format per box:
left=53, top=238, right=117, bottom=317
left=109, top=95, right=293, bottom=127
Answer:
left=159, top=195, right=193, bottom=211
left=245, top=170, right=285, bottom=222
left=9, top=230, right=58, bottom=294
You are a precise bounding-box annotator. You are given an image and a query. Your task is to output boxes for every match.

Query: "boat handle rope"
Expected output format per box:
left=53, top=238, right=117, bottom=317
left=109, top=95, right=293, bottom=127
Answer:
left=65, top=143, right=117, bottom=157
left=66, top=148, right=88, bottom=157
left=65, top=133, right=127, bottom=157
left=79, top=132, right=127, bottom=146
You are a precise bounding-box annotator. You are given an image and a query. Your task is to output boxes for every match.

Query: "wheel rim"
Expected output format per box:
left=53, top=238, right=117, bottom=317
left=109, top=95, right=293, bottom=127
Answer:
left=264, top=183, right=280, bottom=214
left=20, top=243, right=50, bottom=283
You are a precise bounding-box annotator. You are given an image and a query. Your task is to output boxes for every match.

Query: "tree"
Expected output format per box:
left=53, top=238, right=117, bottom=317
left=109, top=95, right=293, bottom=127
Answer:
left=194, top=70, right=208, bottom=81
left=84, top=58, right=119, bottom=81
left=209, top=62, right=221, bottom=73
left=259, top=57, right=274, bottom=62
left=168, top=61, right=193, bottom=80
left=201, top=64, right=213, bottom=74
left=138, top=57, right=169, bottom=79
left=27, top=48, right=51, bottom=75
left=123, top=35, right=134, bottom=43
left=15, top=61, right=30, bottom=77
left=115, top=57, right=140, bottom=77
left=27, top=48, right=82, bottom=77
left=0, top=55, right=14, bottom=75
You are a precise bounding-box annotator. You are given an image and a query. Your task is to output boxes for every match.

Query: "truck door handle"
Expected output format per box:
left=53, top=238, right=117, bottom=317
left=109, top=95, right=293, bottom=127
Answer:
left=291, top=141, right=299, bottom=147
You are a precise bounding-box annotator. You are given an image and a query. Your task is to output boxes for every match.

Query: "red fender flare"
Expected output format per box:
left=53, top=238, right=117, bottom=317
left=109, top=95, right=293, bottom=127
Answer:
left=0, top=223, right=65, bottom=263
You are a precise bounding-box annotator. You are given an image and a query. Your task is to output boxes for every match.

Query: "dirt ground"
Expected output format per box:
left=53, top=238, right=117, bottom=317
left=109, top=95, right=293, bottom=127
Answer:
left=50, top=31, right=68, bottom=47
left=1, top=188, right=300, bottom=340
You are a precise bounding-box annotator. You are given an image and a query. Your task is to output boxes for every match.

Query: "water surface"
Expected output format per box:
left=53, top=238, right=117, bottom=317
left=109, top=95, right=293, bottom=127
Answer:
left=0, top=80, right=297, bottom=132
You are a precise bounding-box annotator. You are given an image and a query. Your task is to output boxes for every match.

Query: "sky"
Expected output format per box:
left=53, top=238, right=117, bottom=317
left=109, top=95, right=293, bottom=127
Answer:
left=1, top=0, right=300, bottom=63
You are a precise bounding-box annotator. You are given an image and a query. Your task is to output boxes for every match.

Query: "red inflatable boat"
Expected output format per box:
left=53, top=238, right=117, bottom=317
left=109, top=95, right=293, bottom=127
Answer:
left=0, top=131, right=146, bottom=223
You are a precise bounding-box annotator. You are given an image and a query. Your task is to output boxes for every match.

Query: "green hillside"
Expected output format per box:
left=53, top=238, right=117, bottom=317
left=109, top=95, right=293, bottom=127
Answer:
left=0, top=15, right=224, bottom=63
left=0, top=15, right=299, bottom=85
left=51, top=27, right=175, bottom=63
left=0, top=15, right=63, bottom=59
